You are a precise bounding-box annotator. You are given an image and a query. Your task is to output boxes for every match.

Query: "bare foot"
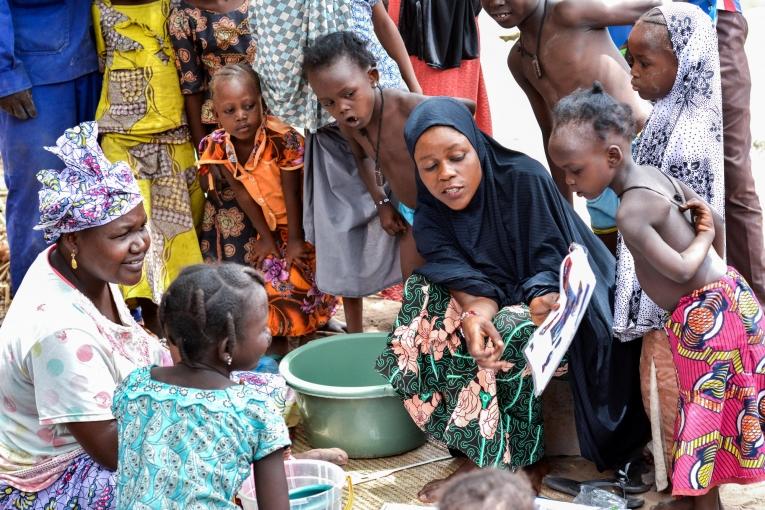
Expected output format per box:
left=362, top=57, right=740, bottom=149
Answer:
left=294, top=448, right=349, bottom=466
left=417, top=458, right=478, bottom=504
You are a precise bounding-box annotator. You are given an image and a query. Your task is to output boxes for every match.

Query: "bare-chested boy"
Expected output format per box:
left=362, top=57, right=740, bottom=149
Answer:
left=304, top=31, right=474, bottom=278
left=482, top=0, right=657, bottom=203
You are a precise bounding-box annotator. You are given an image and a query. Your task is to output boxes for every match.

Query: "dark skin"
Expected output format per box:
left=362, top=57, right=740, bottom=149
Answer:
left=549, top=122, right=723, bottom=510
left=50, top=204, right=150, bottom=470
left=152, top=286, right=290, bottom=510
left=180, top=0, right=247, bottom=148
left=307, top=58, right=476, bottom=279
left=481, top=0, right=655, bottom=202
left=626, top=19, right=678, bottom=102
left=208, top=76, right=310, bottom=270
left=411, top=126, right=560, bottom=503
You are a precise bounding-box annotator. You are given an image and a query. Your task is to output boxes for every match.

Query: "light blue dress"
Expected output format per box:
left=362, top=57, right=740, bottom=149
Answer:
left=113, top=366, right=290, bottom=510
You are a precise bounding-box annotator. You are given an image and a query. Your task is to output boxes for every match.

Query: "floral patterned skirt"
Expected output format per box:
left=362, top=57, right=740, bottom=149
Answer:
left=375, top=274, right=545, bottom=469
left=0, top=453, right=115, bottom=509
left=200, top=189, right=338, bottom=337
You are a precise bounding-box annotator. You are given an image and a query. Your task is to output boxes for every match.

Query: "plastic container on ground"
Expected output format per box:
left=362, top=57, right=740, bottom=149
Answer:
left=238, top=459, right=347, bottom=510
left=279, top=333, right=425, bottom=458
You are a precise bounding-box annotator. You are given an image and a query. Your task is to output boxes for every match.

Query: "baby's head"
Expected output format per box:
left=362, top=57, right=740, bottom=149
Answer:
left=210, top=63, right=264, bottom=141
left=159, top=263, right=270, bottom=373
left=439, top=469, right=535, bottom=510
left=548, top=82, right=636, bottom=200
left=627, top=8, right=678, bottom=101
left=303, top=31, right=379, bottom=131
left=481, top=0, right=540, bottom=29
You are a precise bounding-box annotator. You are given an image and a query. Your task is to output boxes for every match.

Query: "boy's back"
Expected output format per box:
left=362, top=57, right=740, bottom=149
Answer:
left=616, top=165, right=726, bottom=310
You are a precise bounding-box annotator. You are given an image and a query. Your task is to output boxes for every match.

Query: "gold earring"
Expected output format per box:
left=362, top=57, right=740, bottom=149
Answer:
left=70, top=252, right=78, bottom=270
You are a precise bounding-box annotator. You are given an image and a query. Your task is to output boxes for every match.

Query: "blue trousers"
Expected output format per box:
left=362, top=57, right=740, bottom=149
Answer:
left=0, top=72, right=101, bottom=292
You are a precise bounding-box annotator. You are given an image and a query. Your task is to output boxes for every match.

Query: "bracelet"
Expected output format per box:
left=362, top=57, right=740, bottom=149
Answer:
left=374, top=197, right=391, bottom=208
left=459, top=310, right=481, bottom=321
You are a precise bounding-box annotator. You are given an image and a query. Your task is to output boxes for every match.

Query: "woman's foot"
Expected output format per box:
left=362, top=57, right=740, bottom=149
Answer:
left=417, top=458, right=477, bottom=504
left=294, top=448, right=349, bottom=466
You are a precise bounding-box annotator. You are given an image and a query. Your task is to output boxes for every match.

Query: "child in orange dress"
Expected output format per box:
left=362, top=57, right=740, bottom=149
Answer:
left=197, top=63, right=338, bottom=338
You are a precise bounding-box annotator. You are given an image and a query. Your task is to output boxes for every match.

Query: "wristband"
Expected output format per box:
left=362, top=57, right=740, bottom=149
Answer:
left=374, top=197, right=391, bottom=208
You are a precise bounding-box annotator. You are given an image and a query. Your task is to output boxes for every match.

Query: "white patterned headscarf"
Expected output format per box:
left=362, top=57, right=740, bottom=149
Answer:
left=34, top=122, right=143, bottom=243
left=614, top=2, right=724, bottom=341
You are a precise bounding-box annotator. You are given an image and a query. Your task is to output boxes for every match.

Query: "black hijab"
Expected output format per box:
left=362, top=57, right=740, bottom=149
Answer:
left=405, top=97, right=648, bottom=470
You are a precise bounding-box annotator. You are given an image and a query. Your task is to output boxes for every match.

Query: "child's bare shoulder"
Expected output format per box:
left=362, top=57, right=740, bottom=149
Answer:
left=388, top=89, right=425, bottom=114
left=616, top=188, right=670, bottom=233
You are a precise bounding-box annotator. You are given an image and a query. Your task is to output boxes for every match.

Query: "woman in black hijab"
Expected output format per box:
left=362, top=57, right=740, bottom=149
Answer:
left=375, top=97, right=647, bottom=502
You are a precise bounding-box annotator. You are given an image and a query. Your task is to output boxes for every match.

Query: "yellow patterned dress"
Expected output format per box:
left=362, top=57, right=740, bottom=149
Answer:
left=93, top=0, right=204, bottom=304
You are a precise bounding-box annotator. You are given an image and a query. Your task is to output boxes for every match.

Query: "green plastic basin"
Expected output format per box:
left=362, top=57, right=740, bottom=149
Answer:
left=279, top=333, right=426, bottom=458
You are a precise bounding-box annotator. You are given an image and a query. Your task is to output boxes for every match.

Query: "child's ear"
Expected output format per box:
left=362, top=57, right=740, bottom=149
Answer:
left=217, top=337, right=234, bottom=365
left=606, top=145, right=623, bottom=167
left=368, top=67, right=380, bottom=87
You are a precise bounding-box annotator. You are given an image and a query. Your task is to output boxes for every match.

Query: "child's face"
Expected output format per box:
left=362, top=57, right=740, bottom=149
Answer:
left=413, top=126, right=482, bottom=211
left=626, top=21, right=678, bottom=101
left=548, top=123, right=618, bottom=200
left=230, top=286, right=271, bottom=371
left=307, top=56, right=379, bottom=131
left=481, top=0, right=538, bottom=29
left=212, top=77, right=263, bottom=141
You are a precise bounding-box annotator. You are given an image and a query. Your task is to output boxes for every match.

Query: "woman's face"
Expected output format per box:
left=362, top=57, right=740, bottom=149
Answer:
left=413, top=126, right=482, bottom=211
left=626, top=20, right=678, bottom=101
left=70, top=203, right=150, bottom=286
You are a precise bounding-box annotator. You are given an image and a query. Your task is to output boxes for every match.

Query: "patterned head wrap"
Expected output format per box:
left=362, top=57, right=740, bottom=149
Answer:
left=34, top=122, right=143, bottom=242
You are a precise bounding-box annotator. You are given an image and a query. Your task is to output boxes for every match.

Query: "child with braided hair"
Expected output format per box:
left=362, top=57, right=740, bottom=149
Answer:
left=112, top=263, right=290, bottom=509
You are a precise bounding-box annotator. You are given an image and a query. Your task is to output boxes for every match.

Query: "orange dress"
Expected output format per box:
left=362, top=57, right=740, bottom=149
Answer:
left=198, top=117, right=338, bottom=336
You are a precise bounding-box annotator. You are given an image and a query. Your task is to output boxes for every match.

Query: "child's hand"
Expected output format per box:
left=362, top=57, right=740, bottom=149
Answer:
left=529, top=292, right=561, bottom=326
left=285, top=239, right=310, bottom=271
left=377, top=204, right=408, bottom=236
left=251, top=235, right=279, bottom=266
left=680, top=198, right=715, bottom=238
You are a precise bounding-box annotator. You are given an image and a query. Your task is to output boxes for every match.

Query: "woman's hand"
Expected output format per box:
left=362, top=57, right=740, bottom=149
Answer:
left=377, top=203, right=408, bottom=236
left=462, top=314, right=512, bottom=371
left=251, top=235, right=279, bottom=267
left=680, top=198, right=715, bottom=239
left=529, top=292, right=561, bottom=327
left=285, top=237, right=310, bottom=271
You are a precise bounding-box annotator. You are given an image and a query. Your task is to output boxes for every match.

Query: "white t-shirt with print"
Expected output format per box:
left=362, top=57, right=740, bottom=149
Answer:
left=0, top=247, right=169, bottom=490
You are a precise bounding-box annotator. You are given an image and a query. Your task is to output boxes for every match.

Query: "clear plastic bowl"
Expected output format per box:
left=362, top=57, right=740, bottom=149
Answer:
left=238, top=459, right=347, bottom=510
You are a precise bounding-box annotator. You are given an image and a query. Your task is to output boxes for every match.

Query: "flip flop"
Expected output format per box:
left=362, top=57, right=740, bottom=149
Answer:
left=542, top=476, right=645, bottom=509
